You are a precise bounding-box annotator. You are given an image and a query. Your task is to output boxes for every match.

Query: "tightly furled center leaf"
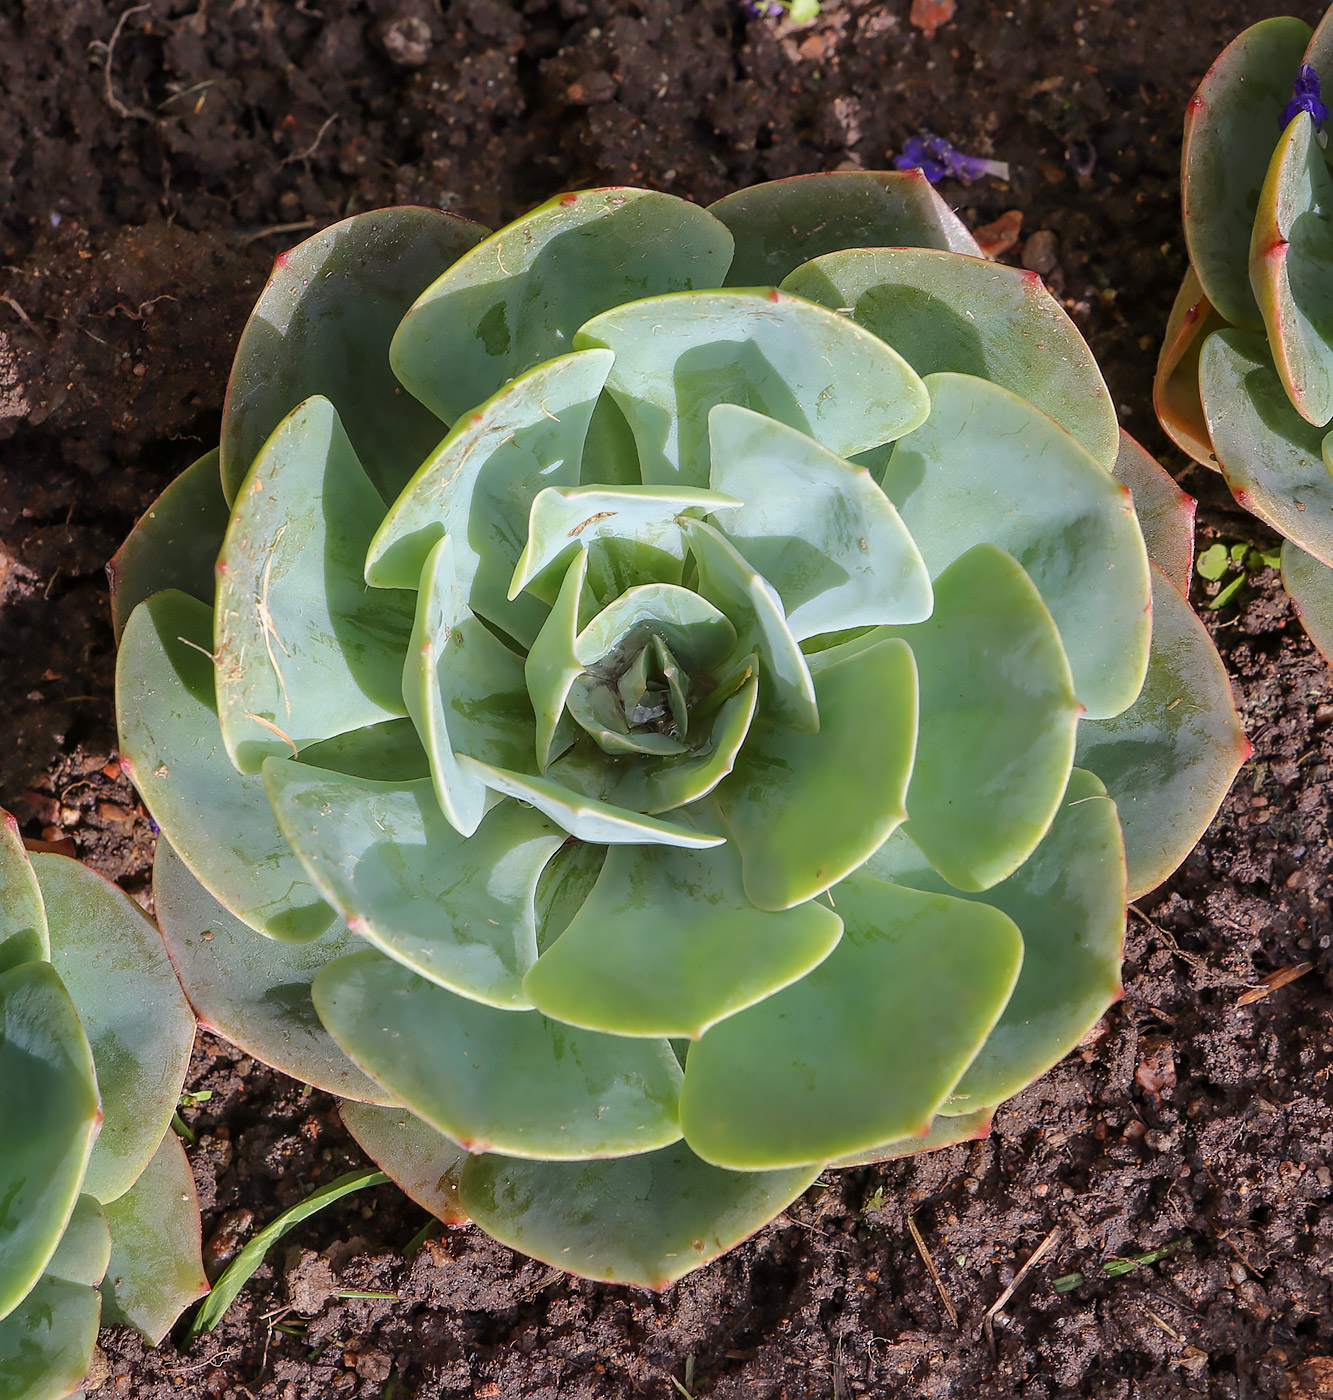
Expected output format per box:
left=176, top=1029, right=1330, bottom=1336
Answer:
left=113, top=174, right=1247, bottom=1288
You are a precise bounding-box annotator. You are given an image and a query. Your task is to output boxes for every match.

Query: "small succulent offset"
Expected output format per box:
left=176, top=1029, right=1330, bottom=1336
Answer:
left=1157, top=9, right=1333, bottom=659
left=113, top=172, right=1246, bottom=1287
left=0, top=815, right=205, bottom=1400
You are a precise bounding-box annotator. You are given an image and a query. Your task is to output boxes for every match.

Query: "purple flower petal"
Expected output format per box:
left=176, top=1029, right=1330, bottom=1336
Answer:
left=1281, top=64, right=1329, bottom=130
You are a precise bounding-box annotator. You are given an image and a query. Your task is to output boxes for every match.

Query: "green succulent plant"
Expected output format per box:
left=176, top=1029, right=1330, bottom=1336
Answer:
left=1158, top=8, right=1333, bottom=658
left=112, top=173, right=1246, bottom=1288
left=0, top=814, right=205, bottom=1400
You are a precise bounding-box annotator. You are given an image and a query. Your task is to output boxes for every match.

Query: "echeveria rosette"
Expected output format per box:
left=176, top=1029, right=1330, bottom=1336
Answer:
left=113, top=175, right=1247, bottom=1288
left=1160, top=8, right=1333, bottom=661
left=0, top=813, right=205, bottom=1400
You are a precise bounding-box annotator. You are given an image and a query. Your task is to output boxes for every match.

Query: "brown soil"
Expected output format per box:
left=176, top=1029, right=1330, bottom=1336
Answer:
left=2, top=1, right=1332, bottom=1397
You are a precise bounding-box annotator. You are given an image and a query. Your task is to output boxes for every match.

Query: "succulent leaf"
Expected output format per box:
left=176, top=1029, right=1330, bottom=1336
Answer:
left=35, top=855, right=194, bottom=1205
left=153, top=840, right=391, bottom=1103
left=0, top=1275, right=102, bottom=1400
left=1075, top=566, right=1250, bottom=899
left=889, top=543, right=1080, bottom=893
left=311, top=948, right=684, bottom=1159
left=338, top=1101, right=470, bottom=1225
left=0, top=960, right=99, bottom=1327
left=1199, top=328, right=1333, bottom=566
left=679, top=877, right=1022, bottom=1170
left=265, top=763, right=564, bottom=1009
left=404, top=534, right=535, bottom=835
left=366, top=349, right=612, bottom=649
left=0, top=812, right=47, bottom=973
left=117, top=590, right=337, bottom=942
left=882, top=372, right=1152, bottom=720
left=1153, top=267, right=1228, bottom=470
left=576, top=289, right=930, bottom=487
left=826, top=1108, right=993, bottom=1168
left=714, top=636, right=917, bottom=910
left=710, top=169, right=981, bottom=286
left=1281, top=537, right=1333, bottom=662
left=522, top=841, right=843, bottom=1038
left=706, top=404, right=932, bottom=637
left=870, top=766, right=1125, bottom=1109
left=215, top=396, right=416, bottom=774
left=783, top=246, right=1119, bottom=469
left=390, top=190, right=733, bottom=426
left=108, top=448, right=230, bottom=642
left=1182, top=16, right=1313, bottom=329
left=1251, top=111, right=1333, bottom=426
left=221, top=207, right=486, bottom=503
left=1111, top=432, right=1197, bottom=593
left=99, top=1131, right=208, bottom=1345
left=460, top=1143, right=820, bottom=1288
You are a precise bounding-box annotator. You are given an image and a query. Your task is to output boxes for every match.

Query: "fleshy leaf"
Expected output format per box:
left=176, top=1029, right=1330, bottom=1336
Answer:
left=221, top=207, right=485, bottom=503
left=265, top=762, right=564, bottom=1009
left=390, top=189, right=733, bottom=425
left=881, top=372, right=1151, bottom=720
left=459, top=1144, right=819, bottom=1289
left=710, top=170, right=981, bottom=286
left=510, top=484, right=739, bottom=599
left=1251, top=111, right=1333, bottom=427
left=783, top=246, right=1119, bottom=469
left=682, top=518, right=818, bottom=730
left=0, top=811, right=47, bottom=973
left=338, top=1101, right=470, bottom=1225
left=99, top=1131, right=208, bottom=1344
left=576, top=289, right=930, bottom=487
left=1182, top=16, right=1312, bottom=329
left=1076, top=565, right=1250, bottom=899
left=713, top=636, right=917, bottom=910
left=404, top=534, right=534, bottom=836
left=116, top=591, right=335, bottom=942
left=1112, top=431, right=1197, bottom=594
left=707, top=404, right=932, bottom=638
left=1153, top=266, right=1227, bottom=470
left=869, top=767, right=1125, bottom=1112
left=312, top=949, right=684, bottom=1160
left=1282, top=537, right=1333, bottom=662
left=458, top=755, right=725, bottom=849
left=152, top=840, right=392, bottom=1104
left=889, top=543, right=1080, bottom=893
left=35, top=855, right=194, bottom=1205
left=108, top=449, right=229, bottom=642
left=525, top=549, right=589, bottom=771
left=215, top=397, right=416, bottom=773
left=610, top=675, right=759, bottom=815
left=1199, top=328, right=1333, bottom=567
left=523, top=842, right=843, bottom=1038
left=0, top=961, right=99, bottom=1325
left=575, top=582, right=736, bottom=673
left=366, top=349, right=612, bottom=648
left=297, top=718, right=430, bottom=782
left=44, top=1196, right=111, bottom=1289
left=679, top=877, right=1022, bottom=1170
left=826, top=1109, right=993, bottom=1168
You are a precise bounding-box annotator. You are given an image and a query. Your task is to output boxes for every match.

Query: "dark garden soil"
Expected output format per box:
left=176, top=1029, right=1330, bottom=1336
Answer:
left=2, top=0, right=1332, bottom=1396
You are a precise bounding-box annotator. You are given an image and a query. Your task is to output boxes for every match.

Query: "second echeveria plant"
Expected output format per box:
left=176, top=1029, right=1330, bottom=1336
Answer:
left=113, top=172, right=1246, bottom=1286
left=1158, top=7, right=1333, bottom=658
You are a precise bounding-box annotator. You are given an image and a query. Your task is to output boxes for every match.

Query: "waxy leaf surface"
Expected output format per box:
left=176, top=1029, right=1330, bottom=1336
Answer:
left=460, top=1144, right=820, bottom=1289
left=679, top=877, right=1022, bottom=1170
left=36, top=854, right=194, bottom=1204
left=153, top=840, right=390, bottom=1103
left=1153, top=266, right=1227, bottom=469
left=313, top=949, right=684, bottom=1159
left=339, top=1101, right=470, bottom=1225
left=117, top=591, right=335, bottom=941
left=0, top=812, right=46, bottom=973
left=1112, top=431, right=1197, bottom=594
left=1281, top=538, right=1333, bottom=662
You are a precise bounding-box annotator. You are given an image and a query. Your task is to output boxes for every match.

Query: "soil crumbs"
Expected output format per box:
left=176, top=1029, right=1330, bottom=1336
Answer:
left=1, top=1, right=1331, bottom=1397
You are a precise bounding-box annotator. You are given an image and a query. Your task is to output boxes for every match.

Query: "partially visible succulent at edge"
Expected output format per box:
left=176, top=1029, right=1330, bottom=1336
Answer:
left=0, top=815, right=205, bottom=1400
left=1158, top=8, right=1333, bottom=658
left=112, top=173, right=1246, bottom=1287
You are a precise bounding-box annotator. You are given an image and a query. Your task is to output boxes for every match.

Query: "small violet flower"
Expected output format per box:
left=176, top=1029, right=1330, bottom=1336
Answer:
left=1281, top=64, right=1329, bottom=130
left=893, top=133, right=1010, bottom=185
left=740, top=0, right=785, bottom=16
